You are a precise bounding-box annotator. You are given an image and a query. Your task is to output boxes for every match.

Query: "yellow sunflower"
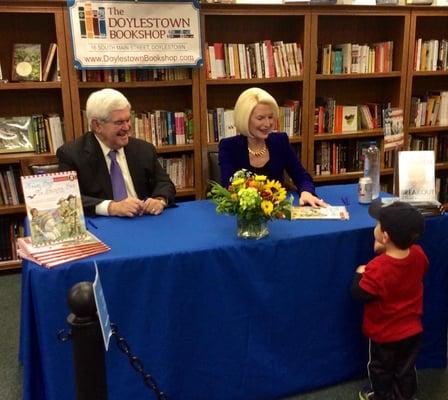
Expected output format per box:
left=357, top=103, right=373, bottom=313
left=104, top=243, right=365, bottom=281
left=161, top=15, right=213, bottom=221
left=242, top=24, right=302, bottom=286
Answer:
left=261, top=200, right=274, bottom=216
left=264, top=180, right=287, bottom=202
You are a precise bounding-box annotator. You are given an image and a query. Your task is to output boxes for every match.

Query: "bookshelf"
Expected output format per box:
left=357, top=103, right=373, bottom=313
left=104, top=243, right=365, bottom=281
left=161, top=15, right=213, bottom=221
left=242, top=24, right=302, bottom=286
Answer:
left=2, top=3, right=448, bottom=271
left=0, top=2, right=72, bottom=271
left=308, top=7, right=410, bottom=189
left=63, top=9, right=203, bottom=200
left=199, top=4, right=311, bottom=196
left=405, top=9, right=448, bottom=203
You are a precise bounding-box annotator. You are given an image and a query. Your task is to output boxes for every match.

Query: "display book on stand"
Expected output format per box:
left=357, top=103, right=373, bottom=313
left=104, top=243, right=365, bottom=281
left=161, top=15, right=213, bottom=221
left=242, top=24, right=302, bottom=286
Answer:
left=385, top=150, right=445, bottom=217
left=17, top=171, right=110, bottom=268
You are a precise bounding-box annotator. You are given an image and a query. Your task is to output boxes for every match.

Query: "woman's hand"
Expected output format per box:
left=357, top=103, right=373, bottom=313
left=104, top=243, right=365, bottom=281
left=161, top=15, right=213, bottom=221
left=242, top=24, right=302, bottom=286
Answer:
left=299, top=191, right=327, bottom=208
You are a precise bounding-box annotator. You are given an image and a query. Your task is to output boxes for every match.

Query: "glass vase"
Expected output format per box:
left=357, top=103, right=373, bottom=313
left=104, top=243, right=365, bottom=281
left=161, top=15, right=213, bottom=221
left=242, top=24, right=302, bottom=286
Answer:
left=236, top=214, right=269, bottom=239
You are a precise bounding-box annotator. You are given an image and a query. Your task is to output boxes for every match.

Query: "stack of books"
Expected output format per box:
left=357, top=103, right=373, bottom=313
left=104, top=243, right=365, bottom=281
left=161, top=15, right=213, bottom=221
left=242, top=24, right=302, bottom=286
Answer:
left=18, top=171, right=110, bottom=268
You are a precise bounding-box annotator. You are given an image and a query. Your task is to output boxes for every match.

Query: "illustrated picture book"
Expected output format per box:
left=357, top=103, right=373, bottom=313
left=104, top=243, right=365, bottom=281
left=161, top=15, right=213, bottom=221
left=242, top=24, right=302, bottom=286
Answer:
left=291, top=206, right=349, bottom=220
left=11, top=43, right=42, bottom=81
left=0, top=116, right=35, bottom=154
left=19, top=171, right=109, bottom=267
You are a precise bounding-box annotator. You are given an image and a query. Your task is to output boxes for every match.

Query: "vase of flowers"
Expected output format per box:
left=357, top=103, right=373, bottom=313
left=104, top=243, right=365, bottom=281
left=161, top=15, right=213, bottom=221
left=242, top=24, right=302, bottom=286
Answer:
left=208, top=169, right=292, bottom=239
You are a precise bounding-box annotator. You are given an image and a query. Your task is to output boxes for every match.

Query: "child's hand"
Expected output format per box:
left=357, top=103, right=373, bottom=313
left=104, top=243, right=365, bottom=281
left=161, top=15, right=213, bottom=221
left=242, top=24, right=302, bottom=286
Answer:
left=356, top=265, right=366, bottom=274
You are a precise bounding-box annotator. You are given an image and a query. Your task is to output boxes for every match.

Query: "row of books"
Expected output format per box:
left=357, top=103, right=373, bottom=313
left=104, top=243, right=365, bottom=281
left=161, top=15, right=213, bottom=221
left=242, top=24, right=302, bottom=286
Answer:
left=7, top=43, right=59, bottom=82
left=77, top=67, right=191, bottom=83
left=0, top=216, right=23, bottom=262
left=318, top=41, right=394, bottom=75
left=0, top=165, right=23, bottom=206
left=205, top=40, right=303, bottom=80
left=159, top=154, right=194, bottom=189
left=314, top=139, right=379, bottom=176
left=81, top=109, right=193, bottom=147
left=414, top=39, right=448, bottom=72
left=314, top=100, right=390, bottom=134
left=436, top=175, right=448, bottom=203
left=0, top=114, right=64, bottom=155
left=207, top=100, right=301, bottom=142
left=410, top=92, right=448, bottom=127
left=410, top=134, right=448, bottom=163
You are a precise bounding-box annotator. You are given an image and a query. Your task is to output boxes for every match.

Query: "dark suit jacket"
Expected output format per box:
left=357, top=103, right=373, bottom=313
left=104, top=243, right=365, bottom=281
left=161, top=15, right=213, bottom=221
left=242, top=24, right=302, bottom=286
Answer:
left=57, top=132, right=176, bottom=215
left=218, top=132, right=315, bottom=194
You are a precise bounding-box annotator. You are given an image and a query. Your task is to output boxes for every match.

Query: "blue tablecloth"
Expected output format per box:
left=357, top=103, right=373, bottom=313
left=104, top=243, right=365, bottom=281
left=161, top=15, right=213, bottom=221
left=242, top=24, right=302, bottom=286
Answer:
left=19, top=184, right=448, bottom=400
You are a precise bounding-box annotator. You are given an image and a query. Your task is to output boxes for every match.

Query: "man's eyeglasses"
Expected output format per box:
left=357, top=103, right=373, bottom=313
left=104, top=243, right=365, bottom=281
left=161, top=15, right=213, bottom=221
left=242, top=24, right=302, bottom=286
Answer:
left=108, top=119, right=131, bottom=127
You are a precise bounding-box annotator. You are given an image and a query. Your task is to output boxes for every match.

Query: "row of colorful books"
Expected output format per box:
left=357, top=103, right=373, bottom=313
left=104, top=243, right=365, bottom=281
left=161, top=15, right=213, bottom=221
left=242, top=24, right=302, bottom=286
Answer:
left=314, top=100, right=390, bottom=134
left=410, top=91, right=448, bottom=127
left=0, top=216, right=23, bottom=262
left=0, top=114, right=64, bottom=155
left=6, top=42, right=59, bottom=82
left=158, top=154, right=194, bottom=189
left=207, top=100, right=301, bottom=143
left=77, top=67, right=191, bottom=83
left=0, top=165, right=23, bottom=206
left=410, top=134, right=448, bottom=163
left=318, top=41, right=394, bottom=75
left=314, top=139, right=380, bottom=176
left=81, top=109, right=193, bottom=147
left=205, top=40, right=303, bottom=80
left=414, top=38, right=448, bottom=72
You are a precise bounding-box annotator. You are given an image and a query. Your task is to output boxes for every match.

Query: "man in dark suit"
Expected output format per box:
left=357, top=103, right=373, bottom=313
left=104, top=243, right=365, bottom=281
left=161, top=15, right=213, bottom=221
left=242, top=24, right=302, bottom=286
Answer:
left=57, top=88, right=175, bottom=217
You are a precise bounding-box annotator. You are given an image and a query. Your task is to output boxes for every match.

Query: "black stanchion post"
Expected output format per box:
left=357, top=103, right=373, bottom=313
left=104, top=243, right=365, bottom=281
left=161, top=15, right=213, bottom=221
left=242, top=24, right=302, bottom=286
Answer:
left=67, top=282, right=108, bottom=400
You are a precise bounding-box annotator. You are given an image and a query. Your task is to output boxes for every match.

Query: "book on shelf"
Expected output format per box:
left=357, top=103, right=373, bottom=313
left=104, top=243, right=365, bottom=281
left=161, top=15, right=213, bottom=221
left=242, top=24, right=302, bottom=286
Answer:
left=291, top=206, right=349, bottom=220
left=383, top=107, right=404, bottom=151
left=341, top=106, right=359, bottom=133
left=19, top=171, right=109, bottom=268
left=11, top=43, right=41, bottom=82
left=0, top=116, right=35, bottom=153
left=398, top=151, right=436, bottom=203
left=42, top=43, right=58, bottom=82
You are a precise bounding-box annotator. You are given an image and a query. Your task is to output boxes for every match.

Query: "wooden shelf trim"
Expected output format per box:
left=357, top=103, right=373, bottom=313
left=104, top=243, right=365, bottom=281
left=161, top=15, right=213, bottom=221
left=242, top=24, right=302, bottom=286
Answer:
left=316, top=72, right=402, bottom=80
left=0, top=82, right=62, bottom=90
left=206, top=76, right=304, bottom=85
left=313, top=129, right=384, bottom=141
left=77, top=80, right=193, bottom=89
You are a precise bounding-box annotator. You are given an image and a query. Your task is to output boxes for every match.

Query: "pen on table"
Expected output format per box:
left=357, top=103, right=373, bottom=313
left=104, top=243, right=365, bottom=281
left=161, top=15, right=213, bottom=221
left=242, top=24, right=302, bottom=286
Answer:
left=341, top=196, right=350, bottom=207
left=87, top=219, right=98, bottom=229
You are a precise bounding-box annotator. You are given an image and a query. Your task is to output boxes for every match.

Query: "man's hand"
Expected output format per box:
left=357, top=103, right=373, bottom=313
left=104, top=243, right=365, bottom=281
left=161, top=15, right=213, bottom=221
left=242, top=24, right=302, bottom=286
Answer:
left=108, top=197, right=145, bottom=217
left=142, top=197, right=166, bottom=216
left=299, top=191, right=327, bottom=208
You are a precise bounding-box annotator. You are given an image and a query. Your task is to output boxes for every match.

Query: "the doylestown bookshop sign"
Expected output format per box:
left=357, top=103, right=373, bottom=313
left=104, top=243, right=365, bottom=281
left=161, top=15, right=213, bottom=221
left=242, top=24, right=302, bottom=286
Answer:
left=67, top=0, right=202, bottom=69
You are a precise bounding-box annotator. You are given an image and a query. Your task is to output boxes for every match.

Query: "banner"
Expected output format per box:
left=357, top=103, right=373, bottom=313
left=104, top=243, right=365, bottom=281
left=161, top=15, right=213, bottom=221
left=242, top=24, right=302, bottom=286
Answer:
left=67, top=0, right=202, bottom=69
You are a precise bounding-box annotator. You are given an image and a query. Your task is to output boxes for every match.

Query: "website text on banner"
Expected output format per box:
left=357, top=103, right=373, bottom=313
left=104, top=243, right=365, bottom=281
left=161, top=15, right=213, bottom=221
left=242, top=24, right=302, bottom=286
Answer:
left=67, top=0, right=202, bottom=69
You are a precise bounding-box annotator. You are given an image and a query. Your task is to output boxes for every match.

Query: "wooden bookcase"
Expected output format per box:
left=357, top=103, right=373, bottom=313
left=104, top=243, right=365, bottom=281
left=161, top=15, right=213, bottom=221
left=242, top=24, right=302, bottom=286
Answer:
left=308, top=7, right=410, bottom=190
left=199, top=4, right=311, bottom=196
left=1, top=3, right=448, bottom=271
left=405, top=9, right=448, bottom=200
left=62, top=9, right=203, bottom=201
left=0, top=1, right=73, bottom=271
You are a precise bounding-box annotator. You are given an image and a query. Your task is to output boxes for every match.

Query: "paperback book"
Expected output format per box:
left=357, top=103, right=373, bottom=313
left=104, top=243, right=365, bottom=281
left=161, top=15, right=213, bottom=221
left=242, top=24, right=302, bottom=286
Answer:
left=19, top=171, right=109, bottom=267
left=291, top=206, right=349, bottom=220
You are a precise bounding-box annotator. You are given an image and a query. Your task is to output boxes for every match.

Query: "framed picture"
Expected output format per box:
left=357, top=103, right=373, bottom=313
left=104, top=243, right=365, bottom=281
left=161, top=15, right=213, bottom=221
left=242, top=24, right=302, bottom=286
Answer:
left=0, top=116, right=35, bottom=153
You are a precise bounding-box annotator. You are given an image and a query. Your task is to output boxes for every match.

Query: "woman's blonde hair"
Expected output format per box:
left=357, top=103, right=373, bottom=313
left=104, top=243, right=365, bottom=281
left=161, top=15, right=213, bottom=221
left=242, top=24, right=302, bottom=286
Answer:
left=233, top=87, right=279, bottom=136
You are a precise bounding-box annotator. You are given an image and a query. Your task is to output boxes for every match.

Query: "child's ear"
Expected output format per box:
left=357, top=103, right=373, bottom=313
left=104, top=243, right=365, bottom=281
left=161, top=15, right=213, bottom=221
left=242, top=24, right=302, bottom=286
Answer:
left=382, top=230, right=391, bottom=244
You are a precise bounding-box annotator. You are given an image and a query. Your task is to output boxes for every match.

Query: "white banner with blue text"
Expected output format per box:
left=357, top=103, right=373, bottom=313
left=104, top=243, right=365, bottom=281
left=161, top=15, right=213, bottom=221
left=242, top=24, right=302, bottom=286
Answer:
left=67, top=0, right=202, bottom=69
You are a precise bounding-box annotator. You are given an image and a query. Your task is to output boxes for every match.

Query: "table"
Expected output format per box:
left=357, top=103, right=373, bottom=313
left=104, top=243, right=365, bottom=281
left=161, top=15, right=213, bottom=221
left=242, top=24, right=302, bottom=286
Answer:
left=19, top=184, right=448, bottom=400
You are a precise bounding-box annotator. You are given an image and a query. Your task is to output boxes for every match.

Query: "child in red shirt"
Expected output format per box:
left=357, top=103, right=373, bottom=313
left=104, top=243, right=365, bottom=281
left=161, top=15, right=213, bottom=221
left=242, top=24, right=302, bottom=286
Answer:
left=352, top=200, right=428, bottom=400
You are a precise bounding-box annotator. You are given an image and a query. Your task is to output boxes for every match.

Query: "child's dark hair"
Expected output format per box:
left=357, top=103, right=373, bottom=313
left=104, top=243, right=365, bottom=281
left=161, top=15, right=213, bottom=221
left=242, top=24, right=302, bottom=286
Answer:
left=369, top=200, right=425, bottom=250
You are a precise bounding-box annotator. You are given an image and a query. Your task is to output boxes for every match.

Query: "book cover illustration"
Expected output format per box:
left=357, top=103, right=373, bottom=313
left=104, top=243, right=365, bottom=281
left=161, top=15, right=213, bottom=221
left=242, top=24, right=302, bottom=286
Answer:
left=11, top=43, right=42, bottom=81
left=291, top=206, right=349, bottom=220
left=21, top=171, right=87, bottom=246
left=399, top=150, right=435, bottom=202
left=0, top=116, right=35, bottom=153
